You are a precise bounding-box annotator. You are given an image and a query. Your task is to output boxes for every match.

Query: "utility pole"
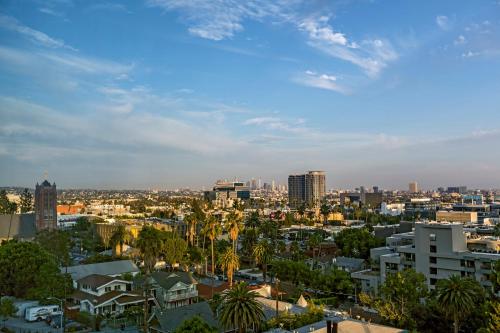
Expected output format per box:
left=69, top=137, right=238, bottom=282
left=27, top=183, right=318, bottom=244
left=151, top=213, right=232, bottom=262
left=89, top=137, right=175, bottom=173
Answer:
left=275, top=276, right=280, bottom=319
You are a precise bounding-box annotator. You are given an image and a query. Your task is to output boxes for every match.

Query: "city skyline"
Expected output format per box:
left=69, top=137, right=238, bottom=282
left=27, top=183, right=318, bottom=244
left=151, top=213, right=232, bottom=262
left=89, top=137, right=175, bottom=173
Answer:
left=1, top=1, right=500, bottom=189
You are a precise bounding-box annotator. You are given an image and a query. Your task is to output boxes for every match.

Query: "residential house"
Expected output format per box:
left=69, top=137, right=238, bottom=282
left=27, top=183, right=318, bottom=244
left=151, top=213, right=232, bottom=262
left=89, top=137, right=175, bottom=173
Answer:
left=70, top=274, right=155, bottom=315
left=149, top=301, right=220, bottom=333
left=64, top=260, right=140, bottom=288
left=147, top=271, right=198, bottom=309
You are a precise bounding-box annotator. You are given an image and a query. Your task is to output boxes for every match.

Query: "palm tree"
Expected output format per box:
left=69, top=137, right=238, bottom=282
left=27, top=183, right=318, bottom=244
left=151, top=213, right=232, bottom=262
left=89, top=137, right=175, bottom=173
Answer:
left=253, top=239, right=273, bottom=282
left=226, top=212, right=242, bottom=255
left=184, top=214, right=197, bottom=247
left=110, top=225, right=132, bottom=256
left=219, top=247, right=240, bottom=288
left=206, top=216, right=222, bottom=277
left=436, top=275, right=483, bottom=333
left=320, top=203, right=330, bottom=225
left=136, top=226, right=162, bottom=274
left=218, top=282, right=265, bottom=333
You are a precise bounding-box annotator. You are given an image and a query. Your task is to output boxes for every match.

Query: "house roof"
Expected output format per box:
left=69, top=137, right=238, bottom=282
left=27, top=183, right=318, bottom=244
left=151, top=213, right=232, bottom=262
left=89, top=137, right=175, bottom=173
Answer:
left=151, top=301, right=220, bottom=332
left=77, top=274, right=116, bottom=288
left=150, top=271, right=197, bottom=291
left=0, top=213, right=36, bottom=240
left=65, top=260, right=139, bottom=281
left=71, top=290, right=147, bottom=308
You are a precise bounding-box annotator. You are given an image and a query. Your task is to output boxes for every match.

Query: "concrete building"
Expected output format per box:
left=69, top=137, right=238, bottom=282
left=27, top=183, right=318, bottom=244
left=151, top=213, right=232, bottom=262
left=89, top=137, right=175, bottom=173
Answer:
left=409, top=181, right=419, bottom=193
left=0, top=213, right=36, bottom=241
left=204, top=181, right=250, bottom=207
left=380, top=203, right=405, bottom=216
left=35, top=180, right=57, bottom=231
left=352, top=222, right=499, bottom=294
left=288, top=171, right=326, bottom=208
left=436, top=210, right=478, bottom=223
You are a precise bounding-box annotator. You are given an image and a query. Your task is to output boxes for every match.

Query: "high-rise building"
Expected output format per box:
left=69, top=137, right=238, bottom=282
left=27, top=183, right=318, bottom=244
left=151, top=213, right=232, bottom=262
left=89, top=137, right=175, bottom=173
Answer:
left=35, top=179, right=57, bottom=231
left=288, top=171, right=326, bottom=208
left=409, top=181, right=419, bottom=193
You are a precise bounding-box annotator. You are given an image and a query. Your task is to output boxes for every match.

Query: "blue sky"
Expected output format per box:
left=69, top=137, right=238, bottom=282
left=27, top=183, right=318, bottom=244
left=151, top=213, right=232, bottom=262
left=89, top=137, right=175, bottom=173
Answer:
left=1, top=0, right=500, bottom=190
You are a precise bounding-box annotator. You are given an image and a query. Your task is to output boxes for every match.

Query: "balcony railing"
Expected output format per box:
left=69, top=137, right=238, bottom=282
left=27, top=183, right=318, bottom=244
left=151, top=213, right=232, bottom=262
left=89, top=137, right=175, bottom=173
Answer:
left=165, top=290, right=198, bottom=302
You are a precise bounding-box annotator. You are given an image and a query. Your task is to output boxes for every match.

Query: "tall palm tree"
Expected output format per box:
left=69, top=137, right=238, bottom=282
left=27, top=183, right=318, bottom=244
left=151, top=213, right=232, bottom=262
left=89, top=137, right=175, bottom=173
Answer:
left=436, top=275, right=483, bottom=333
left=218, top=282, right=265, bottom=333
left=226, top=212, right=242, bottom=255
left=220, top=247, right=240, bottom=288
left=206, top=216, right=222, bottom=278
left=136, top=226, right=162, bottom=274
left=253, top=239, right=273, bottom=282
left=184, top=214, right=197, bottom=247
left=110, top=225, right=132, bottom=256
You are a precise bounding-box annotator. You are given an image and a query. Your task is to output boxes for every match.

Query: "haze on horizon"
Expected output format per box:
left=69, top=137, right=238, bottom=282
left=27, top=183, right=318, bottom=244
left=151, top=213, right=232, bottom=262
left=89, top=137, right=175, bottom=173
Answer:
left=1, top=1, right=500, bottom=190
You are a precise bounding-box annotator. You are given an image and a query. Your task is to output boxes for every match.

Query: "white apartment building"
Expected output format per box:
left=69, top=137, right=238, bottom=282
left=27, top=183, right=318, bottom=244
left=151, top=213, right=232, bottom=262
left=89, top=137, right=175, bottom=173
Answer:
left=352, top=222, right=499, bottom=294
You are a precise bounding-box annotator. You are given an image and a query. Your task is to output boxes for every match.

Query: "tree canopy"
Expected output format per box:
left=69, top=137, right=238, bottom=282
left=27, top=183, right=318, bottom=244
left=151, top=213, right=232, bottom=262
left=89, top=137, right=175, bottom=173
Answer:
left=333, top=227, right=383, bottom=259
left=174, top=316, right=218, bottom=333
left=0, top=240, right=72, bottom=301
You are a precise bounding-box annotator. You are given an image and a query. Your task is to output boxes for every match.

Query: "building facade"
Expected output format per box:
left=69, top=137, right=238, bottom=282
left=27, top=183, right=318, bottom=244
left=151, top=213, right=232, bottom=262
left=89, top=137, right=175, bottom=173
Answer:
left=34, top=180, right=57, bottom=231
left=352, top=222, right=499, bottom=294
left=288, top=171, right=325, bottom=208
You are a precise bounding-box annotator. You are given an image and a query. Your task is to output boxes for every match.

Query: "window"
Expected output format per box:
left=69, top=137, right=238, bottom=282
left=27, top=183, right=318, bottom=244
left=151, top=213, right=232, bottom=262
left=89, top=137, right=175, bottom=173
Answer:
left=430, top=245, right=436, bottom=253
left=430, top=267, right=437, bottom=275
left=430, top=278, right=437, bottom=286
left=115, top=285, right=121, bottom=290
left=105, top=287, right=111, bottom=292
left=429, top=233, right=436, bottom=241
left=429, top=256, right=437, bottom=264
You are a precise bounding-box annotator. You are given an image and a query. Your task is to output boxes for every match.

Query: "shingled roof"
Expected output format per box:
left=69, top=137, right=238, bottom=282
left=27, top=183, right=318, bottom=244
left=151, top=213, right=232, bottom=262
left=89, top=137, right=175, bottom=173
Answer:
left=150, top=271, right=197, bottom=291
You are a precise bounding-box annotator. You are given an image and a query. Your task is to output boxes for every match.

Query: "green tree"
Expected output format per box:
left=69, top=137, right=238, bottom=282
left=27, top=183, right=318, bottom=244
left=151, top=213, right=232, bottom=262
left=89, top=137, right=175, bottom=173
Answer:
left=218, top=282, right=265, bottom=333
left=320, top=203, right=330, bottom=224
left=245, top=211, right=260, bottom=229
left=162, top=233, right=188, bottom=270
left=174, top=316, right=218, bottom=333
left=0, top=298, right=17, bottom=319
left=219, top=247, right=240, bottom=288
left=374, top=269, right=428, bottom=330
left=136, top=226, right=162, bottom=274
left=19, top=188, right=33, bottom=213
left=0, top=240, right=72, bottom=300
left=0, top=190, right=17, bottom=214
left=436, top=275, right=484, bottom=333
left=253, top=239, right=273, bottom=282
left=334, top=227, right=383, bottom=259
left=34, top=229, right=71, bottom=267
left=109, top=225, right=133, bottom=256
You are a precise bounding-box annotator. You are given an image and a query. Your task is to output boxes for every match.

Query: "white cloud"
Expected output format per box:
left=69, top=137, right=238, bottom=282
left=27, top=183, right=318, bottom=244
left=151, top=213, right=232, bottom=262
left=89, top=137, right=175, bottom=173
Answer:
left=147, top=0, right=299, bottom=40
left=243, top=117, right=281, bottom=125
left=299, top=16, right=398, bottom=77
left=0, top=14, right=76, bottom=50
left=454, top=35, right=466, bottom=45
left=436, top=15, right=451, bottom=31
left=298, top=16, right=347, bottom=46
left=293, top=70, right=349, bottom=94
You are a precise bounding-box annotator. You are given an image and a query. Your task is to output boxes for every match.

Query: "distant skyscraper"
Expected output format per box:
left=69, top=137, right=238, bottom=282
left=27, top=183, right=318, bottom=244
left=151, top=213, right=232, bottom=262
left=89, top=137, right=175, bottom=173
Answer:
left=288, top=171, right=326, bottom=208
left=373, top=186, right=379, bottom=193
left=271, top=180, right=276, bottom=192
left=409, top=181, right=419, bottom=193
left=35, top=179, right=57, bottom=230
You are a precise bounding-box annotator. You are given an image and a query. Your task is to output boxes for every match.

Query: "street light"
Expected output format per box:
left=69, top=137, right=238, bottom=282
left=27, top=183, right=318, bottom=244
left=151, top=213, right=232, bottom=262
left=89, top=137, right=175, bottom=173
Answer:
left=47, top=296, right=64, bottom=333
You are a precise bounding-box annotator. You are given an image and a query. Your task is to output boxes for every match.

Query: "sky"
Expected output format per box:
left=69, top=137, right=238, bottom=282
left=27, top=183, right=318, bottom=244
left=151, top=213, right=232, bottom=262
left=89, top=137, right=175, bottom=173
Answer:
left=1, top=0, right=500, bottom=190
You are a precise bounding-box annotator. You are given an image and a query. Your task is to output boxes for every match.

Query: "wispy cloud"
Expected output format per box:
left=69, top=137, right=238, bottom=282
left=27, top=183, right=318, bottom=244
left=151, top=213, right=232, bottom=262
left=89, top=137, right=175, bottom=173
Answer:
left=39, top=7, right=65, bottom=17
left=436, top=15, right=451, bottom=31
left=0, top=14, right=76, bottom=50
left=299, top=16, right=398, bottom=77
left=87, top=2, right=131, bottom=13
left=147, top=0, right=300, bottom=40
left=293, top=70, right=349, bottom=94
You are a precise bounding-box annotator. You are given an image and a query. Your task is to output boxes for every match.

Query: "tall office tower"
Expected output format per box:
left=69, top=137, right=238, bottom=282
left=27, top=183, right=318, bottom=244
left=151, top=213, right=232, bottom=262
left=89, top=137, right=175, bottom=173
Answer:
left=409, top=181, right=419, bottom=193
left=288, top=171, right=326, bottom=208
left=373, top=186, right=379, bottom=193
left=35, top=179, right=57, bottom=230
left=271, top=180, right=276, bottom=192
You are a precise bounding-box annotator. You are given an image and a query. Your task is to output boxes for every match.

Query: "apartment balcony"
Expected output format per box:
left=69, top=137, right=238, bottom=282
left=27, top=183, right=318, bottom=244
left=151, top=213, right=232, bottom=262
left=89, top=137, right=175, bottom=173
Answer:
left=165, top=290, right=198, bottom=302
